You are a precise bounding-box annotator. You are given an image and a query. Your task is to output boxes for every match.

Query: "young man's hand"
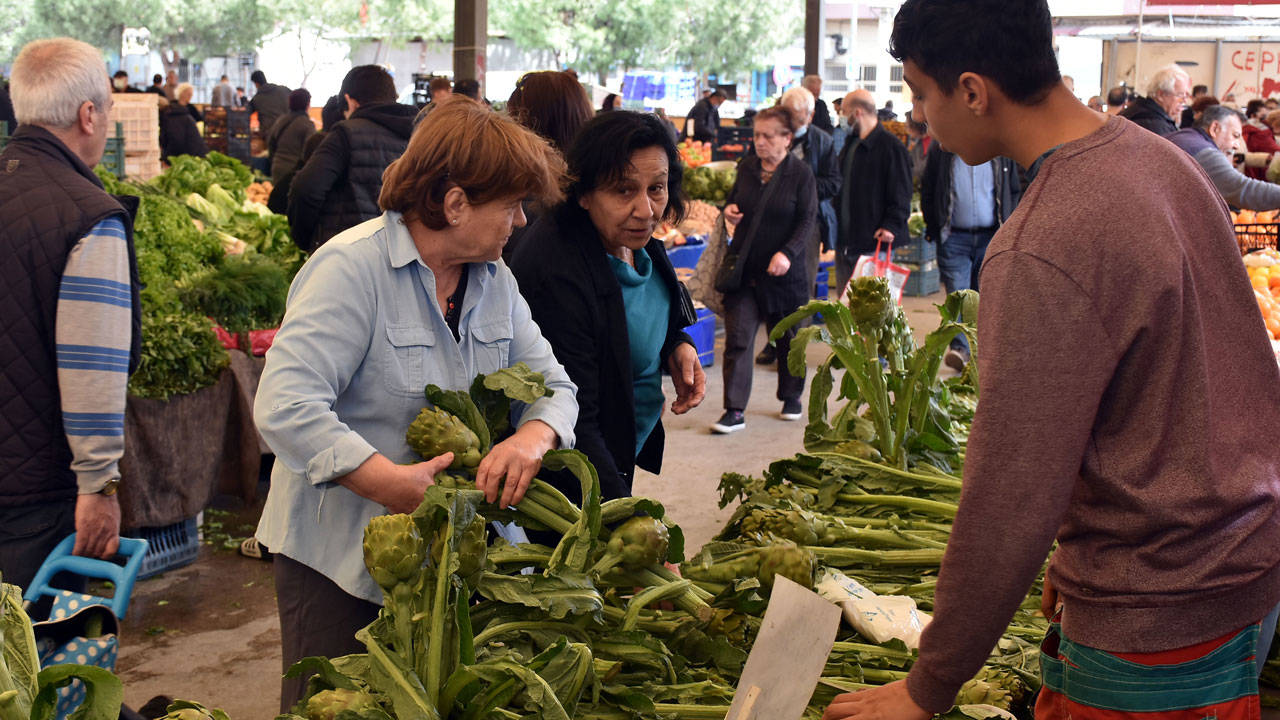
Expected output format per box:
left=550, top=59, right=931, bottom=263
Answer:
left=822, top=681, right=930, bottom=720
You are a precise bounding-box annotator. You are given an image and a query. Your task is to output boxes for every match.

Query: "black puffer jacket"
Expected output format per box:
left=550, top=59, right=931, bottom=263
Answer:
left=287, top=102, right=417, bottom=252
left=1119, top=96, right=1178, bottom=137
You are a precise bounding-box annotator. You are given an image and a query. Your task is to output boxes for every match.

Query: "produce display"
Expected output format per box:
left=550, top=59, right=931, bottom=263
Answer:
left=1232, top=209, right=1280, bottom=252
left=1245, top=249, right=1280, bottom=340
left=681, top=165, right=736, bottom=207
left=97, top=152, right=301, bottom=399
left=676, top=141, right=713, bottom=168
left=676, top=201, right=721, bottom=238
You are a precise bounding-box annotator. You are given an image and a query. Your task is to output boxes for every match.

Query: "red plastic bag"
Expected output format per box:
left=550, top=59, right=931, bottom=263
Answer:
left=852, top=236, right=911, bottom=302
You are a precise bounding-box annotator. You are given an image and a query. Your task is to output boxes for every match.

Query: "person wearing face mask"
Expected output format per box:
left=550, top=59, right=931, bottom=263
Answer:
left=510, top=111, right=706, bottom=502
left=834, top=88, right=912, bottom=298
left=1167, top=104, right=1280, bottom=210
left=710, top=105, right=818, bottom=434
left=111, top=70, right=141, bottom=93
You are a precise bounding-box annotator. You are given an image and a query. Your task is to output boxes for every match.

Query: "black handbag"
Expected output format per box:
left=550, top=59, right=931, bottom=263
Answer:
left=713, top=157, right=785, bottom=294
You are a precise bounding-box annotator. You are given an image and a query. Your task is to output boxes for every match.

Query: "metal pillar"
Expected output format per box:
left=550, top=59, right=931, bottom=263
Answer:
left=805, top=0, right=825, bottom=77
left=454, top=0, right=487, bottom=96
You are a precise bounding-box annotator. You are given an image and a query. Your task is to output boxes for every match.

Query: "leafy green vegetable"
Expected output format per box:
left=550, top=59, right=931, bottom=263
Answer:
left=176, top=253, right=288, bottom=336
left=127, top=286, right=229, bottom=400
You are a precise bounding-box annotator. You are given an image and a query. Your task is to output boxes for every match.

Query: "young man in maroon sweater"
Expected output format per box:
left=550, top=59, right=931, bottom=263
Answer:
left=824, top=1, right=1280, bottom=718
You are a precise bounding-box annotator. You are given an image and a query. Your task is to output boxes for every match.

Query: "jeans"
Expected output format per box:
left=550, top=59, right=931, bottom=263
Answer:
left=936, top=229, right=995, bottom=355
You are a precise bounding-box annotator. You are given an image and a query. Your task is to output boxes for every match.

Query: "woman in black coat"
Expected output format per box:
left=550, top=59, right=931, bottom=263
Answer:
left=710, top=105, right=817, bottom=434
left=510, top=111, right=706, bottom=503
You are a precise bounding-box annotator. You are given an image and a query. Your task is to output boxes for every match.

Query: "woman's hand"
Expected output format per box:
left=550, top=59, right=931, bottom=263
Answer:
left=767, top=251, right=791, bottom=276
left=339, top=452, right=454, bottom=514
left=667, top=343, right=706, bottom=414
left=822, top=681, right=930, bottom=720
left=723, top=203, right=743, bottom=225
left=477, top=420, right=558, bottom=508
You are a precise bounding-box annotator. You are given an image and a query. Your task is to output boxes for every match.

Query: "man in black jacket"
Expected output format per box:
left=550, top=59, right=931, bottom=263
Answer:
left=834, top=88, right=913, bottom=297
left=684, top=90, right=724, bottom=143
left=921, top=142, right=1021, bottom=367
left=287, top=65, right=417, bottom=252
left=248, top=70, right=291, bottom=139
left=1119, top=64, right=1190, bottom=137
left=803, top=74, right=834, bottom=133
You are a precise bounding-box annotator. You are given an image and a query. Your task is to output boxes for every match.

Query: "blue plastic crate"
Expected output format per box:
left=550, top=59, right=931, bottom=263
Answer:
left=688, top=306, right=716, bottom=366
left=814, top=268, right=830, bottom=300
left=903, top=267, right=941, bottom=297
left=893, top=235, right=935, bottom=265
left=126, top=516, right=200, bottom=579
left=666, top=244, right=706, bottom=269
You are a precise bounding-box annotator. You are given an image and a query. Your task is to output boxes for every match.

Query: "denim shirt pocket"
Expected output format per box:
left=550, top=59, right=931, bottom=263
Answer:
left=469, top=318, right=513, bottom=371
left=384, top=323, right=436, bottom=397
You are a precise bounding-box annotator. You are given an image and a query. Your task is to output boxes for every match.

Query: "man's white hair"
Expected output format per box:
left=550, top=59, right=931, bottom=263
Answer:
left=1147, top=64, right=1190, bottom=98
left=801, top=74, right=822, bottom=92
left=781, top=86, right=816, bottom=116
left=11, top=38, right=110, bottom=128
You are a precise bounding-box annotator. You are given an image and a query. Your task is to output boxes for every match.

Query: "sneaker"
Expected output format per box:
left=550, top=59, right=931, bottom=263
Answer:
left=944, top=349, right=968, bottom=372
left=780, top=399, right=803, bottom=421
left=239, top=536, right=272, bottom=561
left=755, top=346, right=777, bottom=365
left=711, top=410, right=746, bottom=434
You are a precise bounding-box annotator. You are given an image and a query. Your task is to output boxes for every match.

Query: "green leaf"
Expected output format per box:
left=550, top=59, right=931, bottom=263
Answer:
left=541, top=450, right=602, bottom=575
left=476, top=572, right=604, bottom=620
left=31, top=665, right=122, bottom=720
left=787, top=325, right=825, bottom=379
left=282, top=656, right=361, bottom=698
left=425, top=385, right=492, bottom=452
left=0, top=583, right=38, bottom=719
left=356, top=626, right=441, bottom=720
left=481, top=362, right=551, bottom=405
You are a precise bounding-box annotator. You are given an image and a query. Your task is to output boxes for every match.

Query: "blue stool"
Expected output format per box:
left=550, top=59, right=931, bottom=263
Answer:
left=24, top=534, right=149, bottom=619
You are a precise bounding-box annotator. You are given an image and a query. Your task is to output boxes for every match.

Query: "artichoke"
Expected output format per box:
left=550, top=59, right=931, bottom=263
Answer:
left=832, top=439, right=883, bottom=462
left=305, top=688, right=381, bottom=720
left=406, top=406, right=483, bottom=468
left=362, top=514, right=426, bottom=592
left=755, top=542, right=815, bottom=589
left=608, top=516, right=670, bottom=569
left=455, top=516, right=488, bottom=586
left=954, top=667, right=1026, bottom=710
left=846, top=276, right=895, bottom=331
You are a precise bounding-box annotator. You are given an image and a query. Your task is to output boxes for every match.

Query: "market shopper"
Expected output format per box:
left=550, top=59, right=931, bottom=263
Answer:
left=1104, top=86, right=1128, bottom=114
left=248, top=70, right=290, bottom=138
left=1118, top=63, right=1190, bottom=136
left=159, top=83, right=207, bottom=162
left=287, top=65, right=417, bottom=252
left=754, top=86, right=841, bottom=366
left=920, top=141, right=1021, bottom=369
left=412, top=77, right=453, bottom=125
left=833, top=88, right=912, bottom=297
left=684, top=89, right=724, bottom=144
left=111, top=70, right=140, bottom=93
left=710, top=106, right=817, bottom=434
left=144, top=73, right=164, bottom=96
left=266, top=88, right=316, bottom=188
left=0, top=37, right=143, bottom=591
left=210, top=74, right=236, bottom=107
left=1168, top=105, right=1280, bottom=211
left=509, top=111, right=705, bottom=502
left=502, top=69, right=594, bottom=261
left=802, top=74, right=834, bottom=133
left=1180, top=83, right=1210, bottom=128
left=254, top=99, right=578, bottom=711
left=0, top=80, right=16, bottom=132
left=1244, top=107, right=1280, bottom=180
left=823, top=0, right=1280, bottom=717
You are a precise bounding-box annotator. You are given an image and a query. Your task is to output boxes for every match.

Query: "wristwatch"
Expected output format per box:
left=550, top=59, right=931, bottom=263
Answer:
left=98, top=479, right=119, bottom=496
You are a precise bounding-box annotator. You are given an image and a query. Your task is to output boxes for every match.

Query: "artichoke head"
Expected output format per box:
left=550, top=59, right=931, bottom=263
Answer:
left=832, top=439, right=882, bottom=462
left=846, top=276, right=895, bottom=330
left=363, top=514, right=426, bottom=592
left=164, top=711, right=214, bottom=720
left=755, top=542, right=815, bottom=589
left=305, top=688, right=381, bottom=720
left=455, top=517, right=488, bottom=585
left=607, top=516, right=670, bottom=569
left=406, top=406, right=483, bottom=468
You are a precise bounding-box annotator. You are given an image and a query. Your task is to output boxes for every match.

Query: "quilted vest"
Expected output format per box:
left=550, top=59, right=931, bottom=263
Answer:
left=313, top=112, right=412, bottom=248
left=0, top=125, right=142, bottom=507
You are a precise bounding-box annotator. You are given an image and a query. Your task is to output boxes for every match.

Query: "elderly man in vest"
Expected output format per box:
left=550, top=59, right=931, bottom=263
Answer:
left=0, top=37, right=142, bottom=591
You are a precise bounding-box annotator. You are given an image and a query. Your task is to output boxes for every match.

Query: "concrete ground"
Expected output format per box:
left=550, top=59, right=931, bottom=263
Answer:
left=112, top=290, right=951, bottom=718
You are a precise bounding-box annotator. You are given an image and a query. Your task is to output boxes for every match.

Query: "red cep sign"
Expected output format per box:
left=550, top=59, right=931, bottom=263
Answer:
left=1226, top=45, right=1280, bottom=99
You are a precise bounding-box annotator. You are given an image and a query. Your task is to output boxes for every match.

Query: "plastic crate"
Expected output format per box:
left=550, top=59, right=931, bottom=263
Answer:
left=98, top=124, right=126, bottom=179
left=124, top=149, right=162, bottom=181
left=667, top=243, right=706, bottom=269
left=902, top=267, right=941, bottom=297
left=814, top=267, right=830, bottom=300
left=893, top=235, right=935, bottom=265
left=108, top=94, right=160, bottom=154
left=126, top=516, right=200, bottom=579
left=1236, top=223, right=1279, bottom=253
left=688, top=305, right=716, bottom=367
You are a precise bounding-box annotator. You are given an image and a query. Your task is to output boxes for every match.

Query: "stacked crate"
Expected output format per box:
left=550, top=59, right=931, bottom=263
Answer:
left=110, top=93, right=162, bottom=180
left=204, top=107, right=252, bottom=163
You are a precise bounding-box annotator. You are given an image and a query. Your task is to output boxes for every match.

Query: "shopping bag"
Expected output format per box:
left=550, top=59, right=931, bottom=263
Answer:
left=851, top=236, right=911, bottom=302
left=688, top=213, right=730, bottom=316
left=33, top=591, right=120, bottom=720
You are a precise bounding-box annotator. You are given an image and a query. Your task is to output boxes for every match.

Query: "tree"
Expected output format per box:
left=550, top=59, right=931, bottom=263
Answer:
left=677, top=0, right=803, bottom=78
